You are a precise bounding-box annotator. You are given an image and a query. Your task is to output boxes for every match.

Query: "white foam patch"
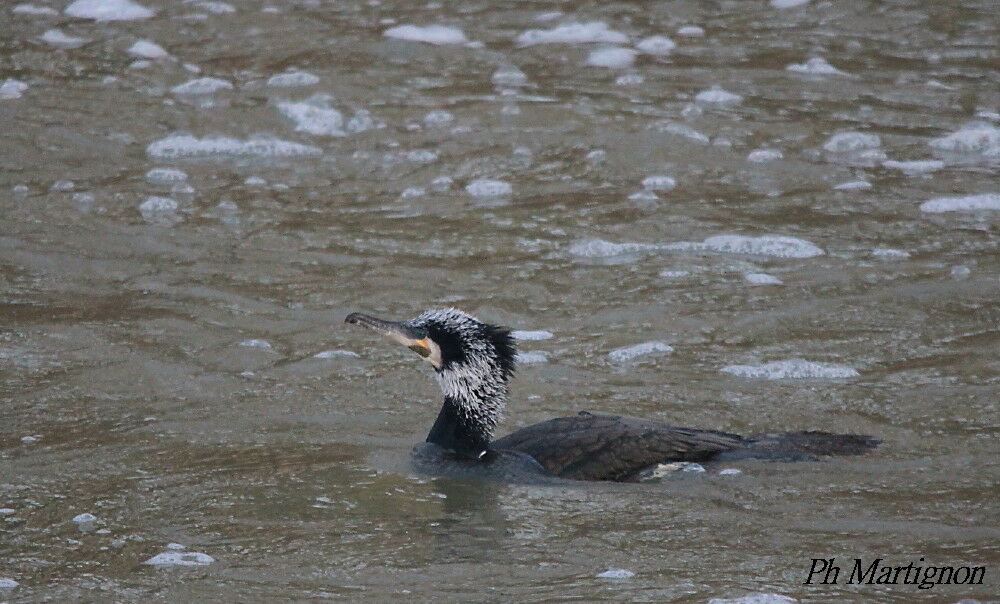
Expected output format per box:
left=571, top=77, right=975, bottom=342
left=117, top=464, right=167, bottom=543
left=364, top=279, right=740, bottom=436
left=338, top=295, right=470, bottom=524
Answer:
left=745, top=273, right=783, bottom=285
left=14, top=3, right=58, bottom=15
left=667, top=235, right=824, bottom=258
left=465, top=179, right=512, bottom=197
left=635, top=35, right=676, bottom=55
left=642, top=175, right=676, bottom=191
left=314, top=349, right=359, bottom=358
left=823, top=131, right=881, bottom=153
left=65, top=0, right=154, bottom=21
left=239, top=338, right=271, bottom=349
left=72, top=513, right=97, bottom=523
left=709, top=594, right=797, bottom=604
left=719, top=468, right=742, bottom=475
left=193, top=1, right=234, bottom=14
left=267, top=71, right=319, bottom=87
left=833, top=180, right=871, bottom=191
left=516, top=351, right=548, bottom=364
left=770, top=0, right=810, bottom=7
left=920, top=193, right=1000, bottom=213
left=0, top=578, right=18, bottom=590
left=277, top=99, right=345, bottom=136
left=655, top=122, right=710, bottom=144
left=721, top=359, right=859, bottom=379
left=40, top=29, right=88, bottom=48
left=517, top=21, right=627, bottom=46
left=609, top=341, right=673, bottom=362
left=596, top=568, right=635, bottom=580
left=823, top=131, right=886, bottom=166
left=747, top=148, right=783, bottom=162
left=872, top=247, right=909, bottom=260
left=128, top=39, right=169, bottom=59
left=928, top=122, right=999, bottom=164
left=695, top=87, right=742, bottom=106
left=568, top=238, right=659, bottom=258
left=424, top=110, right=453, bottom=126
left=512, top=330, right=553, bottom=341
left=786, top=57, right=846, bottom=76
left=139, top=196, right=179, bottom=222
left=882, top=159, right=944, bottom=174
left=677, top=25, right=705, bottom=37
left=0, top=79, right=29, bottom=100
left=146, top=167, right=188, bottom=184
left=492, top=65, right=527, bottom=87
left=659, top=269, right=691, bottom=278
left=147, top=134, right=322, bottom=158
left=586, top=47, right=636, bottom=68
left=171, top=77, right=232, bottom=95
left=144, top=551, right=215, bottom=567
left=615, top=73, right=644, bottom=86
left=384, top=24, right=467, bottom=45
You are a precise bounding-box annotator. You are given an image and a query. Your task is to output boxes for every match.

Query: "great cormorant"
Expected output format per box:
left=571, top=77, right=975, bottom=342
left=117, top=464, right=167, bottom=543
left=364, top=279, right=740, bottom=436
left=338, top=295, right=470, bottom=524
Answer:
left=345, top=308, right=878, bottom=482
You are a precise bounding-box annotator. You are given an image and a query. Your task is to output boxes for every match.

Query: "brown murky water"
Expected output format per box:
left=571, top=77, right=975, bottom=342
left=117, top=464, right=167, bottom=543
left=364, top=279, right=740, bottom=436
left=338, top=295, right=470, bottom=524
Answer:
left=2, top=0, right=998, bottom=601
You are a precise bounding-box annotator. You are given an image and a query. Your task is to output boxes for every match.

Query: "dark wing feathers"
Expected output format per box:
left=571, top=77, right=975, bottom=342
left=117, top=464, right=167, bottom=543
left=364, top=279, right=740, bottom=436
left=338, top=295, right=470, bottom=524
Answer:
left=492, top=413, right=745, bottom=481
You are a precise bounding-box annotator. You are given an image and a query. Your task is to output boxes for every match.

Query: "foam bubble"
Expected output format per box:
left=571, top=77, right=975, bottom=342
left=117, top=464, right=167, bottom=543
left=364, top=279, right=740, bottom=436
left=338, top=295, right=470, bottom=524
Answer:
left=239, top=339, right=272, bottom=349
left=0, top=578, right=18, bottom=590
left=642, top=175, right=676, bottom=191
left=919, top=193, right=1000, bottom=213
left=128, top=40, right=169, bottom=59
left=928, top=122, right=999, bottom=164
left=721, top=359, right=858, bottom=379
left=40, top=28, right=88, bottom=49
left=655, top=122, right=710, bottom=144
left=515, top=351, right=548, bottom=364
left=492, top=65, right=527, bottom=87
left=147, top=134, right=322, bottom=159
left=747, top=148, right=783, bottom=163
left=314, top=349, right=359, bottom=359
left=882, top=159, right=944, bottom=174
left=144, top=551, right=215, bottom=566
left=823, top=131, right=886, bottom=166
left=786, top=57, right=846, bottom=76
left=517, top=21, right=627, bottom=46
left=171, top=77, right=232, bottom=95
left=677, top=25, right=705, bottom=37
left=0, top=79, right=28, bottom=100
left=65, top=0, right=154, bottom=21
left=139, top=196, right=179, bottom=222
left=193, top=1, right=234, bottom=14
left=744, top=273, right=783, bottom=285
left=636, top=35, right=676, bottom=55
left=615, top=72, right=644, bottom=86
left=384, top=24, right=467, bottom=45
left=277, top=99, right=345, bottom=136
left=695, top=86, right=742, bottom=106
left=872, top=247, right=909, bottom=260
left=267, top=71, right=320, bottom=87
left=596, top=568, right=635, bottom=580
left=609, top=341, right=673, bottom=362
left=568, top=238, right=659, bottom=258
left=823, top=131, right=881, bottom=153
left=512, top=330, right=553, bottom=341
left=833, top=180, right=872, bottom=191
left=13, top=3, right=58, bottom=15
left=465, top=179, right=511, bottom=197
left=586, top=47, right=636, bottom=68
left=145, top=168, right=188, bottom=184
left=667, top=234, right=824, bottom=258
left=423, top=110, right=453, bottom=126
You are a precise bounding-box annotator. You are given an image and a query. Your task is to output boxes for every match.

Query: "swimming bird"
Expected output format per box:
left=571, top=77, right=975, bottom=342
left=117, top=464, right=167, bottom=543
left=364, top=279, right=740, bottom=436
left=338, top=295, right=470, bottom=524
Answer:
left=345, top=308, right=878, bottom=482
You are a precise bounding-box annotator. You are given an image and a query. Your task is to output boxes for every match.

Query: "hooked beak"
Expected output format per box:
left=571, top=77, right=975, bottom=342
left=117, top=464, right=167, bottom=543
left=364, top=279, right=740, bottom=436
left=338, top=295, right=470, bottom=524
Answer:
left=345, top=312, right=438, bottom=363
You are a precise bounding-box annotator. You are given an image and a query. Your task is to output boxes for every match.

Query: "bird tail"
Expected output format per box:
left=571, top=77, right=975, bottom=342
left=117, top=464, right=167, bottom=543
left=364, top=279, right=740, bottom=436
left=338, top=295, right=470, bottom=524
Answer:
left=714, top=431, right=880, bottom=462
